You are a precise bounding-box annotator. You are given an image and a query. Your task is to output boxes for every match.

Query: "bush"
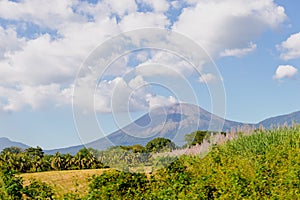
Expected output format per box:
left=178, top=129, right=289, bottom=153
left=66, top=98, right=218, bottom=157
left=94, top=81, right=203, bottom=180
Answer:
left=23, top=179, right=55, bottom=199
left=87, top=169, right=149, bottom=199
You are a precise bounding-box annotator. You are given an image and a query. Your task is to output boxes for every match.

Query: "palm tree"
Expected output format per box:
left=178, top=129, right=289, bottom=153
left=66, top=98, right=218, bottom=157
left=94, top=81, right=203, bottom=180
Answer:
left=51, top=152, right=64, bottom=170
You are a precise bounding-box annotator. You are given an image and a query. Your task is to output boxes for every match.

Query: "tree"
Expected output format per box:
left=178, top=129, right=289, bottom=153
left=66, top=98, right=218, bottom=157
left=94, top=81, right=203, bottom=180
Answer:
left=63, top=154, right=75, bottom=170
left=145, top=138, right=175, bottom=153
left=25, top=146, right=44, bottom=172
left=131, top=144, right=146, bottom=153
left=51, top=152, right=64, bottom=170
left=1, top=147, right=23, bottom=154
left=185, top=130, right=208, bottom=146
left=75, top=148, right=102, bottom=169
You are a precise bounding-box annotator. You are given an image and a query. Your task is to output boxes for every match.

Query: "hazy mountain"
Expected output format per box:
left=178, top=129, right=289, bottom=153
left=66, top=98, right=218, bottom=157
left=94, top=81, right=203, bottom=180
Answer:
left=258, top=110, right=300, bottom=128
left=47, top=103, right=249, bottom=154
left=0, top=137, right=30, bottom=152
left=9, top=104, right=300, bottom=155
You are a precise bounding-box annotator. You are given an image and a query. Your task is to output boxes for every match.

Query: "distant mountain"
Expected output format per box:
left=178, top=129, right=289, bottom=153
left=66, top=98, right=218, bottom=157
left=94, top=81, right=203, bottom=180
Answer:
left=258, top=110, right=300, bottom=128
left=48, top=103, right=249, bottom=154
left=0, top=137, right=30, bottom=152
left=17, top=105, right=300, bottom=155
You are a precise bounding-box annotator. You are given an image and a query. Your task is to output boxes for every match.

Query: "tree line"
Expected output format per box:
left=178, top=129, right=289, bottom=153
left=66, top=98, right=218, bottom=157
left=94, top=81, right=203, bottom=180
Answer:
left=0, top=130, right=213, bottom=174
left=0, top=147, right=103, bottom=173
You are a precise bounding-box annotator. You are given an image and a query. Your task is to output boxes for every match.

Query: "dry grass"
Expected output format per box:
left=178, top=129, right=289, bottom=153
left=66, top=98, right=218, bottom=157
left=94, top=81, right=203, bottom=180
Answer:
left=20, top=169, right=109, bottom=197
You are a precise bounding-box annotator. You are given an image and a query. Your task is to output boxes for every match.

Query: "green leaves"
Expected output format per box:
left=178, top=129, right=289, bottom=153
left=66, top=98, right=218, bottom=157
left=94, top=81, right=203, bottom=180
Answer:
left=86, top=126, right=300, bottom=199
left=145, top=138, right=175, bottom=153
left=87, top=170, right=149, bottom=199
left=23, top=179, right=55, bottom=200
left=0, top=168, right=55, bottom=199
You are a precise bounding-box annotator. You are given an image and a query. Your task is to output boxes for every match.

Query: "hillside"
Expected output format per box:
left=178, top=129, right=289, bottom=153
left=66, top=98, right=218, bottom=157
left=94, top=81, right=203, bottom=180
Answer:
left=0, top=137, right=29, bottom=152
left=258, top=110, right=300, bottom=128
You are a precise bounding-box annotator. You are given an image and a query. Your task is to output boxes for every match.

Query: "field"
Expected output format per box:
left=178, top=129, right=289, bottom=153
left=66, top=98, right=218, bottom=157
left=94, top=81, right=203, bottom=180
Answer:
left=21, top=169, right=109, bottom=198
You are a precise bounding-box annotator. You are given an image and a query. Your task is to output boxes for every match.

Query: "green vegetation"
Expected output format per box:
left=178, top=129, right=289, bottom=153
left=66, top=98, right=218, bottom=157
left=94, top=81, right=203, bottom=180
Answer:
left=85, top=126, right=300, bottom=199
left=185, top=130, right=208, bottom=146
left=0, top=147, right=103, bottom=173
left=145, top=137, right=176, bottom=152
left=1, top=126, right=300, bottom=199
left=0, top=168, right=55, bottom=199
left=96, top=138, right=177, bottom=171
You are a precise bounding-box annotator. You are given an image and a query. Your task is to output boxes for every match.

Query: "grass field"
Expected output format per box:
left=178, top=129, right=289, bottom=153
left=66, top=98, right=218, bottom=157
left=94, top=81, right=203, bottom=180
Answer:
left=21, top=168, right=109, bottom=198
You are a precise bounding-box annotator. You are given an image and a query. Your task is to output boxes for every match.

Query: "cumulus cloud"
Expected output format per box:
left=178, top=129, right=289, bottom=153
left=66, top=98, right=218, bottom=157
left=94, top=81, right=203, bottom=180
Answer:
left=199, top=73, right=217, bottom=84
left=0, top=0, right=288, bottom=112
left=278, top=32, right=300, bottom=60
left=119, top=12, right=169, bottom=31
left=273, top=65, right=298, bottom=80
left=0, top=84, right=70, bottom=112
left=220, top=43, right=257, bottom=57
left=93, top=76, right=177, bottom=113
left=105, top=0, right=137, bottom=17
left=135, top=51, right=196, bottom=77
left=0, top=0, right=85, bottom=29
left=0, top=27, right=25, bottom=59
left=173, top=0, right=286, bottom=56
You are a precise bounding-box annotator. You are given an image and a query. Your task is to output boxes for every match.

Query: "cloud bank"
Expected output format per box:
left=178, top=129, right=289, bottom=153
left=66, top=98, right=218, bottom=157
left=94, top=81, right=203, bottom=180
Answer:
left=0, top=0, right=287, bottom=112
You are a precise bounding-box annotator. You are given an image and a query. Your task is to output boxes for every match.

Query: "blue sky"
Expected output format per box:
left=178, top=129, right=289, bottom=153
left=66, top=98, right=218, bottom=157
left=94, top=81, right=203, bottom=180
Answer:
left=0, top=0, right=299, bottom=149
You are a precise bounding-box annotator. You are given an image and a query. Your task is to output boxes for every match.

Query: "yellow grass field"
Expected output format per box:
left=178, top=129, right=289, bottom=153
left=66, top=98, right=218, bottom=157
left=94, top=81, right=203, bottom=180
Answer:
left=20, top=169, right=110, bottom=198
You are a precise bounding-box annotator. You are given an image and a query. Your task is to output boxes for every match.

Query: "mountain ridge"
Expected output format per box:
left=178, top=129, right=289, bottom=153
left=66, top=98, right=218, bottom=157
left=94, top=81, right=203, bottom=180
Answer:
left=45, top=104, right=298, bottom=154
left=2, top=104, right=300, bottom=154
left=0, top=137, right=30, bottom=152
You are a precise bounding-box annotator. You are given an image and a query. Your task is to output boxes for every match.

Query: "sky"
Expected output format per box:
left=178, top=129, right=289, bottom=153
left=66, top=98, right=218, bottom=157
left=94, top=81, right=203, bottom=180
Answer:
left=0, top=0, right=300, bottom=149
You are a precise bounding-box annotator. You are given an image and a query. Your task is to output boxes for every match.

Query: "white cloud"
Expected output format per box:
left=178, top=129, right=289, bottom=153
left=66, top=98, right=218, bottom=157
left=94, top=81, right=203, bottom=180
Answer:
left=135, top=51, right=196, bottom=77
left=199, top=73, right=217, bottom=83
left=146, top=94, right=178, bottom=108
left=128, top=75, right=147, bottom=89
left=173, top=0, right=286, bottom=56
left=220, top=43, right=257, bottom=57
left=278, top=32, right=300, bottom=60
left=0, top=0, right=85, bottom=29
left=171, top=1, right=181, bottom=9
left=93, top=76, right=177, bottom=113
left=105, top=0, right=137, bottom=17
left=0, top=27, right=25, bottom=59
left=0, top=0, right=289, bottom=113
left=0, top=84, right=70, bottom=112
left=119, top=12, right=169, bottom=31
left=273, top=65, right=298, bottom=80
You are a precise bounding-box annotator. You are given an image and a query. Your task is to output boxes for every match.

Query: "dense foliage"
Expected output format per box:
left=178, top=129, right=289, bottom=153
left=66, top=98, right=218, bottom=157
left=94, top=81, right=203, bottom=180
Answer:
left=96, top=138, right=178, bottom=171
left=0, top=168, right=54, bottom=199
left=0, top=147, right=103, bottom=173
left=145, top=137, right=176, bottom=152
left=1, top=126, right=300, bottom=199
left=87, top=126, right=300, bottom=199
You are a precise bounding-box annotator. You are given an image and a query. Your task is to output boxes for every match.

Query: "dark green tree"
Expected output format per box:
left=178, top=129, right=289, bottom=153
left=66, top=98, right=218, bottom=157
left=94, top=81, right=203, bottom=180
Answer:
left=145, top=138, right=175, bottom=153
left=25, top=146, right=44, bottom=172
left=185, top=130, right=209, bottom=146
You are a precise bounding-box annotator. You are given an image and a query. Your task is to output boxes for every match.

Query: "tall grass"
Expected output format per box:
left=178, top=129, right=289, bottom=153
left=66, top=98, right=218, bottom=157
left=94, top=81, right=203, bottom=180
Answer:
left=87, top=126, right=300, bottom=199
